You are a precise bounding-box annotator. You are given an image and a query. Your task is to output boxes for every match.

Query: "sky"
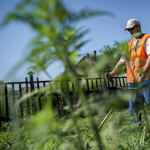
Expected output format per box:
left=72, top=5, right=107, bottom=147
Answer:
left=0, top=0, right=150, bottom=82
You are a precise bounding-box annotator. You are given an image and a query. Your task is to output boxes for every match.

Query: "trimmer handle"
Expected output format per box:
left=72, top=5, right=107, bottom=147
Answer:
left=105, top=72, right=116, bottom=86
left=105, top=72, right=113, bottom=81
left=105, top=72, right=110, bottom=79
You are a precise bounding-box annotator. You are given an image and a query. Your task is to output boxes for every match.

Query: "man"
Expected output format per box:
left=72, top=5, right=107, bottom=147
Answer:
left=107, top=19, right=150, bottom=125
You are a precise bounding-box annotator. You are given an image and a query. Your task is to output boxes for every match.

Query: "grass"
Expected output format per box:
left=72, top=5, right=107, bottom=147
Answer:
left=0, top=102, right=150, bottom=150
left=61, top=108, right=150, bottom=149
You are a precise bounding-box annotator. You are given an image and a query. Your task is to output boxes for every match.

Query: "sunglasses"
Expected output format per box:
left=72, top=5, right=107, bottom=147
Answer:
left=127, top=25, right=137, bottom=31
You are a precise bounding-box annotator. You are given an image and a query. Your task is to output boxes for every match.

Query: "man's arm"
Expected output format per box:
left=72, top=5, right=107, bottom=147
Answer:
left=139, top=54, right=150, bottom=81
left=139, top=37, right=150, bottom=81
left=106, top=61, right=125, bottom=80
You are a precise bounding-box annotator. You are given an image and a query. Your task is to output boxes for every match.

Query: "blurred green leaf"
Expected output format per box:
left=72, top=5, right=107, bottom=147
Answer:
left=1, top=0, right=114, bottom=78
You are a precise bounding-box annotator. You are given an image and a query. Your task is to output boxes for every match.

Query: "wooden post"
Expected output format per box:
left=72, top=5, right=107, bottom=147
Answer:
left=5, top=84, right=9, bottom=118
left=19, top=83, right=23, bottom=117
left=27, top=71, right=35, bottom=113
left=12, top=84, right=16, bottom=118
left=28, top=71, right=35, bottom=92
left=36, top=77, right=41, bottom=110
left=25, top=77, right=30, bottom=116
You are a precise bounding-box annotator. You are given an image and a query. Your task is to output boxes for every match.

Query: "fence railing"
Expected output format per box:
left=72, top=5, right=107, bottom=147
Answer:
left=0, top=73, right=127, bottom=126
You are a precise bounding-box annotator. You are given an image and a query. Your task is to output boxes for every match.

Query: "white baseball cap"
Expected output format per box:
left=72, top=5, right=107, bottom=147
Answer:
left=124, top=19, right=140, bottom=31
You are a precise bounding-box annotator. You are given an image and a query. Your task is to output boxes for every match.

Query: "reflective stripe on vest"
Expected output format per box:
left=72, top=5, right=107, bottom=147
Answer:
left=126, top=59, right=147, bottom=66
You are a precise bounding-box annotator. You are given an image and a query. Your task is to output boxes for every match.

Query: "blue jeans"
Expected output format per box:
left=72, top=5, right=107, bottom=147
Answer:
left=128, top=79, right=150, bottom=125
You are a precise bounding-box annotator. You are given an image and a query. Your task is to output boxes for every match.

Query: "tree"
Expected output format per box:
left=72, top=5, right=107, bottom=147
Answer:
left=98, top=40, right=129, bottom=74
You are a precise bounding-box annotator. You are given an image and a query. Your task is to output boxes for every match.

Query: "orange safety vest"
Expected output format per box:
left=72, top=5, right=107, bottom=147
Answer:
left=126, top=33, right=150, bottom=83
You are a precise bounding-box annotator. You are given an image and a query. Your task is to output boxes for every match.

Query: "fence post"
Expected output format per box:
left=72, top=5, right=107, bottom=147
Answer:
left=25, top=77, right=30, bottom=115
left=28, top=71, right=35, bottom=91
left=36, top=77, right=41, bottom=110
left=27, top=71, right=36, bottom=113
left=5, top=84, right=9, bottom=119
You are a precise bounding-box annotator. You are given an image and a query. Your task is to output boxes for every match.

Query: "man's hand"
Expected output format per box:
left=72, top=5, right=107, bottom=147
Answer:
left=105, top=61, right=125, bottom=81
left=139, top=74, right=145, bottom=83
left=105, top=72, right=115, bottom=81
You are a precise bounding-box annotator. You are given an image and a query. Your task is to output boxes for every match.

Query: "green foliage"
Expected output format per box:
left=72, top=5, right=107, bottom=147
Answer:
left=1, top=0, right=113, bottom=79
left=98, top=40, right=129, bottom=73
left=1, top=107, right=150, bottom=150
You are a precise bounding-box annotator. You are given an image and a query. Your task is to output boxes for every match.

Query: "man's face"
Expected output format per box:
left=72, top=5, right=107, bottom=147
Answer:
left=127, top=24, right=141, bottom=37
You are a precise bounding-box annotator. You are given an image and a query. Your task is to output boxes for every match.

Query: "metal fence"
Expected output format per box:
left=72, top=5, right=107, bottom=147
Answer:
left=0, top=73, right=127, bottom=125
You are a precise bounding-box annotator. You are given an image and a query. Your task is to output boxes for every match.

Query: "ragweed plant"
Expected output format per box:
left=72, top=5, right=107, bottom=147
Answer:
left=1, top=0, right=150, bottom=150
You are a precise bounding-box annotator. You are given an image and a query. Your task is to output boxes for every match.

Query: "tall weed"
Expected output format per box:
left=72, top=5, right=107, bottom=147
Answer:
left=1, top=0, right=150, bottom=150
